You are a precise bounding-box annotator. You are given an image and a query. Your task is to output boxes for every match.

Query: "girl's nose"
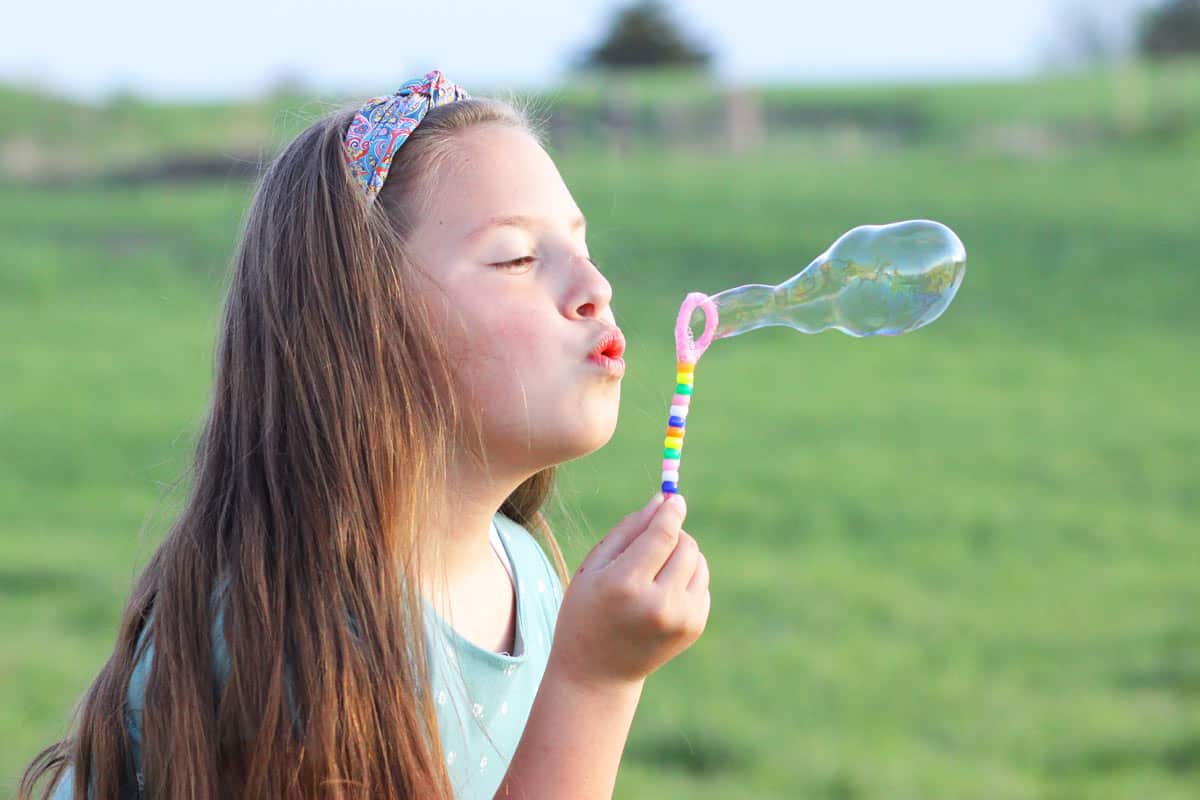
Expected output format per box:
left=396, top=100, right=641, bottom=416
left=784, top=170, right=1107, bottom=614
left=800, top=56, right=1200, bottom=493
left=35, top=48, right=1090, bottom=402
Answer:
left=564, top=256, right=613, bottom=320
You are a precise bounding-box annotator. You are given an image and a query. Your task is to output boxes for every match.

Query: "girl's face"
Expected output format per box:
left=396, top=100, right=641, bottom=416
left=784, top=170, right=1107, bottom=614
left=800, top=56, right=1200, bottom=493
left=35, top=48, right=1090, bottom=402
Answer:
left=407, top=124, right=623, bottom=476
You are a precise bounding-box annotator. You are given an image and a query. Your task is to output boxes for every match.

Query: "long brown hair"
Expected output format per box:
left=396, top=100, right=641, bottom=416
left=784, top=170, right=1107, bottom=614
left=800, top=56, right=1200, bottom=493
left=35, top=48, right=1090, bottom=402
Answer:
left=20, top=94, right=570, bottom=799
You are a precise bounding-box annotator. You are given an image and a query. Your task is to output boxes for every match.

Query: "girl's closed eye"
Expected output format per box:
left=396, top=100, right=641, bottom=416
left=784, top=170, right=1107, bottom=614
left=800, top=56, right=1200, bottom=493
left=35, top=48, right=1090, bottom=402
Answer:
left=488, top=254, right=600, bottom=273
left=490, top=255, right=536, bottom=272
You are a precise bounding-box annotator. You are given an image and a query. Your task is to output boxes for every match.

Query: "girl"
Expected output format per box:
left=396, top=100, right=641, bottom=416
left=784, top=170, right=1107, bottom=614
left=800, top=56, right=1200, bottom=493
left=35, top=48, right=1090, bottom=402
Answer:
left=19, top=70, right=711, bottom=799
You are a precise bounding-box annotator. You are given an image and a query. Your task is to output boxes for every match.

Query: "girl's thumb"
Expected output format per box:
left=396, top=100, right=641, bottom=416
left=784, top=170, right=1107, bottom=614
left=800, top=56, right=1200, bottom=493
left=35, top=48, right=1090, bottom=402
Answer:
left=577, top=493, right=666, bottom=574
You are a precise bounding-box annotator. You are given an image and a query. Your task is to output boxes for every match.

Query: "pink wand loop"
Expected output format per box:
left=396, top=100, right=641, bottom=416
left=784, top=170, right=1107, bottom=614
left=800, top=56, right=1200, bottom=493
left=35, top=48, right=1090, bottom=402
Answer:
left=661, top=293, right=718, bottom=495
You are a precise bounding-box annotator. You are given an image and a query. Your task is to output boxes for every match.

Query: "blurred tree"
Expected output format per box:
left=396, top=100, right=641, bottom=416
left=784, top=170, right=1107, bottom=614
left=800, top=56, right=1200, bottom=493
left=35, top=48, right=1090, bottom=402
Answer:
left=576, top=0, right=713, bottom=70
left=1137, top=0, right=1200, bottom=56
left=1039, top=2, right=1149, bottom=72
left=1058, top=2, right=1120, bottom=66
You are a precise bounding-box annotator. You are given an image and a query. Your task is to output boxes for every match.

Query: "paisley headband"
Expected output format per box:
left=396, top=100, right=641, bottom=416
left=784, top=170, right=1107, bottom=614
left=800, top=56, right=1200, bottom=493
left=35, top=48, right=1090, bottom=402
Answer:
left=342, top=69, right=471, bottom=203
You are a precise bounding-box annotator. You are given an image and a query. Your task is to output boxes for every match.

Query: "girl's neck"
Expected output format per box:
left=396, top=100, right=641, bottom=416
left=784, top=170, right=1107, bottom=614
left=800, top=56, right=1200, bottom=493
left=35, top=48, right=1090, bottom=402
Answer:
left=423, top=456, right=531, bottom=587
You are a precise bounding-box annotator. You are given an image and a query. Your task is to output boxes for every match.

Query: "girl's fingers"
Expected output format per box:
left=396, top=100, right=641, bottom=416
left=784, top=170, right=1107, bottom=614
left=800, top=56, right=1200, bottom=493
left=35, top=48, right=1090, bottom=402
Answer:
left=686, top=550, right=709, bottom=595
left=615, top=494, right=687, bottom=582
left=577, top=493, right=666, bottom=574
left=654, top=530, right=699, bottom=589
left=690, top=586, right=712, bottom=634
left=687, top=553, right=711, bottom=637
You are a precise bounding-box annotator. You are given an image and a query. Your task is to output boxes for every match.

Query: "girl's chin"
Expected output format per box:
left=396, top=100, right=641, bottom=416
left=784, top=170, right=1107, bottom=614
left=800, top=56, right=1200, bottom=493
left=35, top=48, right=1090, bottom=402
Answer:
left=560, top=431, right=615, bottom=463
left=543, top=418, right=619, bottom=465
left=494, top=395, right=620, bottom=468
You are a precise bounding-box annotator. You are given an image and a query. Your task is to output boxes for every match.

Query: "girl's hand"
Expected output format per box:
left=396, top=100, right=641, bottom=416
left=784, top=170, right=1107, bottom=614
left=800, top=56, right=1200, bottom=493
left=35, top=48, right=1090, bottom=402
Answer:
left=549, top=493, right=711, bottom=689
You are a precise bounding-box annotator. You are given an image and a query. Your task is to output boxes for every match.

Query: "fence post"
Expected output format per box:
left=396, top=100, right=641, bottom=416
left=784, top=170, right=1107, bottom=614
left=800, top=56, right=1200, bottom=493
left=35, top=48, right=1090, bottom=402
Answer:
left=724, top=87, right=764, bottom=154
left=604, top=80, right=635, bottom=157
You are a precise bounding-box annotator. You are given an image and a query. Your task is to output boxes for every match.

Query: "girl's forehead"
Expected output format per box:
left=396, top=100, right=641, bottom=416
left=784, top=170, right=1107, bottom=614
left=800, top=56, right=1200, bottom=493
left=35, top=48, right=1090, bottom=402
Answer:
left=430, top=127, right=578, bottom=239
left=464, top=212, right=587, bottom=246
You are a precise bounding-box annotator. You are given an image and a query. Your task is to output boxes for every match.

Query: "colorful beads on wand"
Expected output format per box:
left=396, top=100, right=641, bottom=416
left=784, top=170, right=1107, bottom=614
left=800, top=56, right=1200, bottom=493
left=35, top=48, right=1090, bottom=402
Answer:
left=661, top=360, right=694, bottom=493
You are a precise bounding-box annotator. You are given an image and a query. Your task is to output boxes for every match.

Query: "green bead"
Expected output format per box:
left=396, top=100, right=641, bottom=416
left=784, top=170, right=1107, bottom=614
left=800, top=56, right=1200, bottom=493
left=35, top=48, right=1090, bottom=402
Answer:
left=675, top=383, right=693, bottom=395
left=663, top=447, right=682, bottom=459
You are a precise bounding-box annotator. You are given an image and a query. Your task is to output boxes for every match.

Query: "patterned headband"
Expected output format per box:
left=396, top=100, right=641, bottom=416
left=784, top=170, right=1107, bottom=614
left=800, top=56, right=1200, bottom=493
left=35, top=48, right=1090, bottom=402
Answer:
left=342, top=69, right=471, bottom=203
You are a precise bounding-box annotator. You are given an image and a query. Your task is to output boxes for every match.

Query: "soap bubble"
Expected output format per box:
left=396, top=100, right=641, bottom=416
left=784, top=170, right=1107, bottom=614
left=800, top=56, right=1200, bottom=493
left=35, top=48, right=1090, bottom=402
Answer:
left=689, top=220, right=966, bottom=342
left=660, top=220, right=966, bottom=495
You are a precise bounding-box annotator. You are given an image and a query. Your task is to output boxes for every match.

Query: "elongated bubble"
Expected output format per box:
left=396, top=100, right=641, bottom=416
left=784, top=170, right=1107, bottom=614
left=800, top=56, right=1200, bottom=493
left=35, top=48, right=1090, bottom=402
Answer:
left=691, top=220, right=966, bottom=340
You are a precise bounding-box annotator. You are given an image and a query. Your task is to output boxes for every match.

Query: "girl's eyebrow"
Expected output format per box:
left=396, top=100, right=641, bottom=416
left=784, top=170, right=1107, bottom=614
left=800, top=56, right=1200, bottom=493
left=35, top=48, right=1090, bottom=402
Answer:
left=465, top=213, right=587, bottom=242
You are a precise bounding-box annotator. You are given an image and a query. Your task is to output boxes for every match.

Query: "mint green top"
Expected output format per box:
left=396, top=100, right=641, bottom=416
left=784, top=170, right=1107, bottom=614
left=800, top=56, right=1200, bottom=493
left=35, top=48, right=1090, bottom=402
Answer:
left=52, top=513, right=565, bottom=800
left=423, top=513, right=565, bottom=798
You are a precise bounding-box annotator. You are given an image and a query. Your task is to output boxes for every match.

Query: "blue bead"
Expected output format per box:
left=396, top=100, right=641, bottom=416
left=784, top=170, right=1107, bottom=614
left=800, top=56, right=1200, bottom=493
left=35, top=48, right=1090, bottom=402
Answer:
left=661, top=480, right=678, bottom=493
left=668, top=415, right=686, bottom=428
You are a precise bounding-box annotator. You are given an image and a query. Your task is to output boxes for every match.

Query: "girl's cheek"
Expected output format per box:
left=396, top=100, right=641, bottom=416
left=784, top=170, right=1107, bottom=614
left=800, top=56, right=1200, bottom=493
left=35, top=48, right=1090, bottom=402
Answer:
left=492, top=316, right=547, bottom=358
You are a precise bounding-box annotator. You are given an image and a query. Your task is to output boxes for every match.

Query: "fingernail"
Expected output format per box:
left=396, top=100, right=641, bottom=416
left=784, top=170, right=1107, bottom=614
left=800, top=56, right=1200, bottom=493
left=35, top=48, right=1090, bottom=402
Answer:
left=650, top=492, right=664, bottom=505
left=669, top=493, right=686, bottom=509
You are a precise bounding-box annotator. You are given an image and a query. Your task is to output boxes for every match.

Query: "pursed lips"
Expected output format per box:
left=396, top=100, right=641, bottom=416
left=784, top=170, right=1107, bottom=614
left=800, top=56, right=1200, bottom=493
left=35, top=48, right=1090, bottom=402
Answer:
left=589, top=327, right=626, bottom=360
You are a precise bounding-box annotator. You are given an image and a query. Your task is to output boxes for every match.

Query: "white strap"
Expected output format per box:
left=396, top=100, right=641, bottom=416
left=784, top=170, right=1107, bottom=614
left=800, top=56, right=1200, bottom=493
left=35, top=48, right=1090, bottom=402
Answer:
left=489, top=520, right=515, bottom=586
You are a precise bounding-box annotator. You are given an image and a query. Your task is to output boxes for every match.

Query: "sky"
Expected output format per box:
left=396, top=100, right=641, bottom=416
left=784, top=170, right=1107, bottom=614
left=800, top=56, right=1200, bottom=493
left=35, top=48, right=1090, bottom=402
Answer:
left=0, top=0, right=1152, bottom=103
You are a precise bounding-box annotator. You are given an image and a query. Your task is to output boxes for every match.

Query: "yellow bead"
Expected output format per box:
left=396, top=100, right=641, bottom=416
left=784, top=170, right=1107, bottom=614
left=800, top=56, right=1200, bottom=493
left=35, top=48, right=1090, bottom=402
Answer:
left=676, top=372, right=694, bottom=386
left=664, top=436, right=684, bottom=449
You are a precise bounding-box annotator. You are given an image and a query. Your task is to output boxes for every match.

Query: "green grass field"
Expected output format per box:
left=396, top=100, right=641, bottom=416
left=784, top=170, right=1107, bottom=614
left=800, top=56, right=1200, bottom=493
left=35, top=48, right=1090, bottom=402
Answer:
left=2, top=66, right=1198, bottom=798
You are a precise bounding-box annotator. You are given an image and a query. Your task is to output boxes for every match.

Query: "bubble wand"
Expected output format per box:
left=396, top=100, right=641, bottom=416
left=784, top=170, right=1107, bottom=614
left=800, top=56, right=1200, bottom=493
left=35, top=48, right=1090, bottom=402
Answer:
left=658, top=219, right=967, bottom=495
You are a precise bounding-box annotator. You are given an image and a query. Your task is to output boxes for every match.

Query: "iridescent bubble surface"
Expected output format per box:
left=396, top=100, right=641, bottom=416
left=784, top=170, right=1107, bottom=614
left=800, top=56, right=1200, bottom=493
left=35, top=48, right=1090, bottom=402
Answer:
left=690, top=220, right=966, bottom=340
